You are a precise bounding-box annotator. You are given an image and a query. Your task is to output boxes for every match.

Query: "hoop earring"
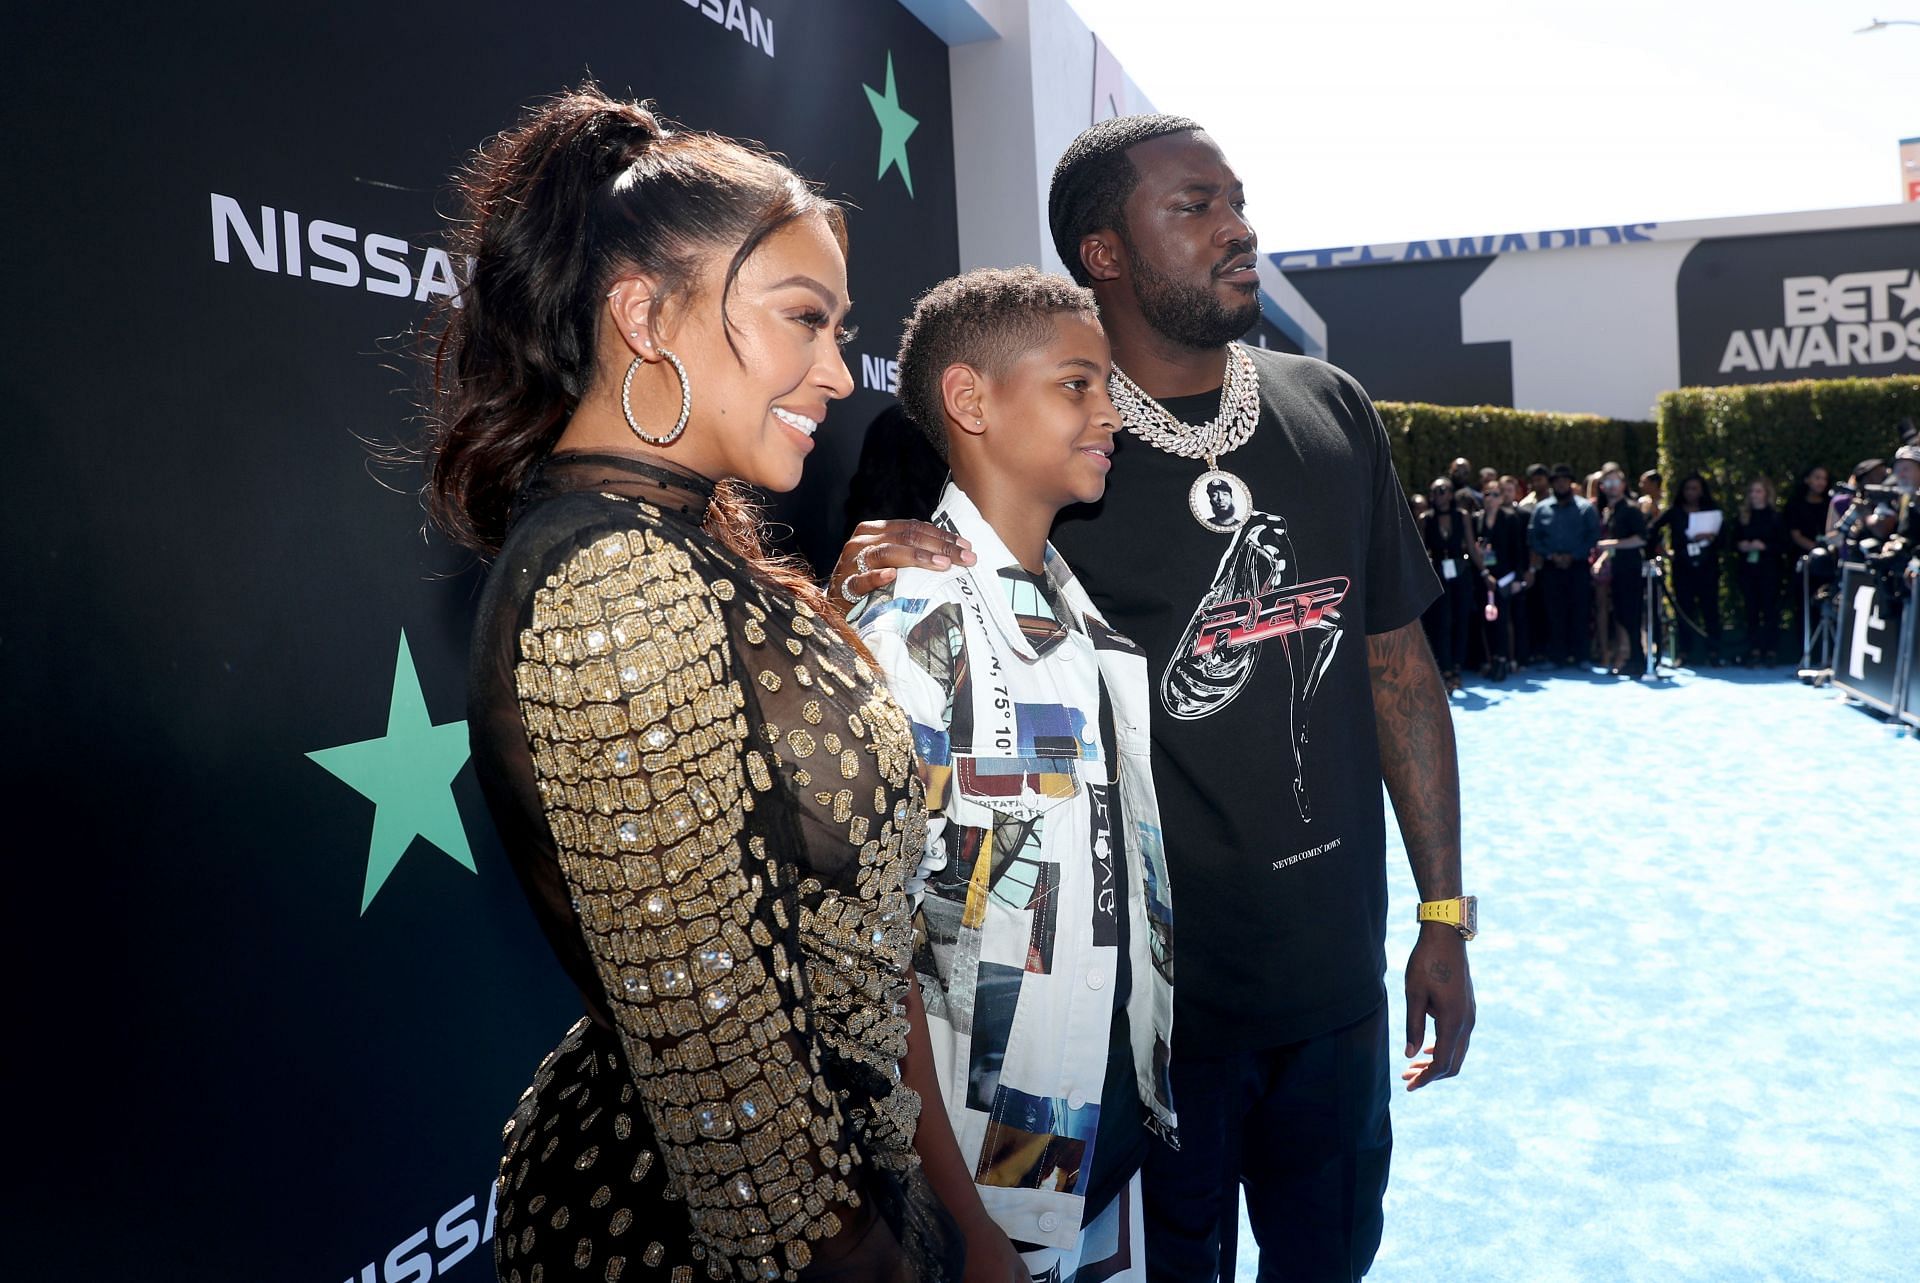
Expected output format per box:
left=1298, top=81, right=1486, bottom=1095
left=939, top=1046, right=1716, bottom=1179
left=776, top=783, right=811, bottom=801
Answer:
left=620, top=348, right=691, bottom=446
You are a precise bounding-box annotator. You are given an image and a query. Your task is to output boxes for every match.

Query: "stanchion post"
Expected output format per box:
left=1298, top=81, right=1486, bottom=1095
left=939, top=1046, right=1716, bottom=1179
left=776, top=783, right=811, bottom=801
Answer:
left=1643, top=555, right=1674, bottom=680
left=1644, top=556, right=1658, bottom=679
left=1799, top=556, right=1814, bottom=671
left=1796, top=554, right=1837, bottom=685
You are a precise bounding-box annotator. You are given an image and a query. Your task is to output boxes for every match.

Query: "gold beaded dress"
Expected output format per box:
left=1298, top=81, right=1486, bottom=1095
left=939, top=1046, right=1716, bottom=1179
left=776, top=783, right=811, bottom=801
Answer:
left=467, top=452, right=962, bottom=1283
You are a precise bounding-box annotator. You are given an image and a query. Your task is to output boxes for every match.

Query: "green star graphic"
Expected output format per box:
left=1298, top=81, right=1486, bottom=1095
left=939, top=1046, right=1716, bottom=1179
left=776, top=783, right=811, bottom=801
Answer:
left=307, top=630, right=475, bottom=914
left=863, top=51, right=919, bottom=198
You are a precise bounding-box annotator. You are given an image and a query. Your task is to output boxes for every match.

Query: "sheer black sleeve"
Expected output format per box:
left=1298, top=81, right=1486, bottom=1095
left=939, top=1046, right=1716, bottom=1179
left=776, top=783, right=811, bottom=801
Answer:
left=510, top=525, right=875, bottom=1278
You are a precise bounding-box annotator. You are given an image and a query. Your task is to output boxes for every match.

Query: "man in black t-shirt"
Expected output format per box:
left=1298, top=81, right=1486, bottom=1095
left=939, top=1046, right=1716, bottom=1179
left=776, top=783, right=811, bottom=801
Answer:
left=832, top=117, right=1476, bottom=1281
left=1879, top=446, right=1918, bottom=540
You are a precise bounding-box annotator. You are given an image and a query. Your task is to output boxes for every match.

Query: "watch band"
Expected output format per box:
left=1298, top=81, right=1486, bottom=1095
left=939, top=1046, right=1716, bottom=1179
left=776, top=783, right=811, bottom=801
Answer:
left=1417, top=895, right=1477, bottom=940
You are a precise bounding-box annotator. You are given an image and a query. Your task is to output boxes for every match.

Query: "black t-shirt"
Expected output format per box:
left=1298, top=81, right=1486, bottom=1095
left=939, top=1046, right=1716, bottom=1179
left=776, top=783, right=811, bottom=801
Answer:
left=1051, top=349, right=1438, bottom=1053
left=1420, top=507, right=1472, bottom=567
left=1784, top=496, right=1829, bottom=549
left=1602, top=497, right=1647, bottom=580
left=1732, top=507, right=1786, bottom=568
left=1476, top=507, right=1528, bottom=582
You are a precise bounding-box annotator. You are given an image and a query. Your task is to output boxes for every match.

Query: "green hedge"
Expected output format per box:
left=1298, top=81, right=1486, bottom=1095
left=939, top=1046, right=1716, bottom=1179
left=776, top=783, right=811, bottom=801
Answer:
left=1375, top=402, right=1658, bottom=494
left=1656, top=374, right=1920, bottom=497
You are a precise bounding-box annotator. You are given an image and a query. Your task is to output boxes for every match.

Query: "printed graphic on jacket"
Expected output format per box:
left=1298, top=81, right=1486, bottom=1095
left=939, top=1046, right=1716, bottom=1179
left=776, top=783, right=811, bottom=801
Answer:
left=1162, top=509, right=1350, bottom=822
left=854, top=485, right=1178, bottom=1243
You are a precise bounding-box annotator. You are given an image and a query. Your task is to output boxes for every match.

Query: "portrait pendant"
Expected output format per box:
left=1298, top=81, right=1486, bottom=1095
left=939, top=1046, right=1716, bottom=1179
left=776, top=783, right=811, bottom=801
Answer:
left=1189, top=468, right=1252, bottom=533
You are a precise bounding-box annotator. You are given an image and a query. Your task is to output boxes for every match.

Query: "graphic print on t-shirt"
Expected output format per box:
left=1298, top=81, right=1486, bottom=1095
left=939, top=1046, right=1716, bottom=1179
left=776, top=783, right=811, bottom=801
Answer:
left=1162, top=508, right=1350, bottom=822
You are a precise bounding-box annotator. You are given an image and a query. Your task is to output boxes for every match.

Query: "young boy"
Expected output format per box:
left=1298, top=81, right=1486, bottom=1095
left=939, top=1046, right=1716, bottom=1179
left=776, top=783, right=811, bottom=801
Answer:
left=854, top=267, right=1176, bottom=1283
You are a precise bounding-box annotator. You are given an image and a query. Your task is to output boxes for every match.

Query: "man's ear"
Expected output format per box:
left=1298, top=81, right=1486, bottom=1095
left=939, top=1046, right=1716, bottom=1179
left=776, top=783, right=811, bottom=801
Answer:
left=940, top=363, right=988, bottom=440
left=1080, top=230, right=1124, bottom=285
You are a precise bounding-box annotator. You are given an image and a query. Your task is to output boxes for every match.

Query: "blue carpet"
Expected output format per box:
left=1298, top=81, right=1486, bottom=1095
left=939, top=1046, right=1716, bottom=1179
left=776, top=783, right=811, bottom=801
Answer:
left=1231, top=666, right=1918, bottom=1282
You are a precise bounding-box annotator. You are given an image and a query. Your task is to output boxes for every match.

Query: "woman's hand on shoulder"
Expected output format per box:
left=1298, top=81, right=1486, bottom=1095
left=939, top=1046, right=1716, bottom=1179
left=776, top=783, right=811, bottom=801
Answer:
left=828, top=520, right=976, bottom=614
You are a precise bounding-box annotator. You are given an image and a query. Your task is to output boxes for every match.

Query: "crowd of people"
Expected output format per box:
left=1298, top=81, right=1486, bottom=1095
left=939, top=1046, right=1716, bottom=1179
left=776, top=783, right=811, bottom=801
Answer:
left=1405, top=448, right=1920, bottom=687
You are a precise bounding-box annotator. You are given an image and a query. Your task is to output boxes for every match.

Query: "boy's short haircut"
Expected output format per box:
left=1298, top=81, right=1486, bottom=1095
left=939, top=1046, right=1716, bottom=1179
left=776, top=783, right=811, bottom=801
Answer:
left=895, top=266, right=1100, bottom=461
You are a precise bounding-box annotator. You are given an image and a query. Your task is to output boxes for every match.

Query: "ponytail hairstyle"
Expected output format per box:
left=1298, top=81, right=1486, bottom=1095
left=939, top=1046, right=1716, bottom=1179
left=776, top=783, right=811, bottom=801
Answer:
left=423, top=85, right=856, bottom=634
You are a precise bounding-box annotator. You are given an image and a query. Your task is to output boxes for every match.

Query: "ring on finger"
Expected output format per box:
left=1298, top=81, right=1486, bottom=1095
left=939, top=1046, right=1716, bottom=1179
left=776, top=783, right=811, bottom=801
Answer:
left=853, top=546, right=876, bottom=577
left=839, top=574, right=862, bottom=606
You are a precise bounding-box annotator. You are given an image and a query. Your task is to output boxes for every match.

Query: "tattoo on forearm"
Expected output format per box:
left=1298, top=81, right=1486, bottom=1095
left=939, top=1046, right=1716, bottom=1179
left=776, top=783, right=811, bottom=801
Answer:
left=1367, top=621, right=1463, bottom=901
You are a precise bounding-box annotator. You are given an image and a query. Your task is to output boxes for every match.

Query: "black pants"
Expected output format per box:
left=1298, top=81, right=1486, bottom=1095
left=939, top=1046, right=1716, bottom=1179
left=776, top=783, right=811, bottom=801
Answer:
left=1421, top=567, right=1474, bottom=675
left=1143, top=1003, right=1392, bottom=1283
left=1538, top=560, right=1593, bottom=664
left=1738, top=559, right=1780, bottom=658
left=1673, top=559, right=1722, bottom=661
left=1611, top=571, right=1646, bottom=673
left=1484, top=588, right=1516, bottom=665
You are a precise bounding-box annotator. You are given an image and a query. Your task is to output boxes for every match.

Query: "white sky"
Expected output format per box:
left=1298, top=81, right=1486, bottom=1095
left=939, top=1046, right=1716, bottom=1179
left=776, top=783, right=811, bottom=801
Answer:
left=1073, top=0, right=1920, bottom=252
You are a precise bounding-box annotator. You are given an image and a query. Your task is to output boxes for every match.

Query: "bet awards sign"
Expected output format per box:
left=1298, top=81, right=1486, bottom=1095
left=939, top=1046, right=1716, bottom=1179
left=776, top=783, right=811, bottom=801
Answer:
left=1678, top=223, right=1920, bottom=387
left=1717, top=268, right=1920, bottom=375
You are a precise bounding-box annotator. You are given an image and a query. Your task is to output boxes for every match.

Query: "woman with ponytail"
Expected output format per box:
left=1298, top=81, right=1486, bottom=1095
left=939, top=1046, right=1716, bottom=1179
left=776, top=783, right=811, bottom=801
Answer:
left=429, top=87, right=975, bottom=1283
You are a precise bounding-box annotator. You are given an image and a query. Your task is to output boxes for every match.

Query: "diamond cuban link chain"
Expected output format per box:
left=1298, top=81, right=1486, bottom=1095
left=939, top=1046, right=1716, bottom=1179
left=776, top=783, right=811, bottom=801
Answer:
left=1107, top=343, right=1260, bottom=468
left=1107, top=343, right=1262, bottom=531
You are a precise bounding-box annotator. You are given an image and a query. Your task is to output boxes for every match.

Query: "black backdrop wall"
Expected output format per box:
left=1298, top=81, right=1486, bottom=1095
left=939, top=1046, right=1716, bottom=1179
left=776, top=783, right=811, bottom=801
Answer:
left=3, top=3, right=957, bottom=1279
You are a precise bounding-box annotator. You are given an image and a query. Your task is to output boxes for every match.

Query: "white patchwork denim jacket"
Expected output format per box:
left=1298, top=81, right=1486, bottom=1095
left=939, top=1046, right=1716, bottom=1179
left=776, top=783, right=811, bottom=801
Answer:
left=854, top=483, right=1177, bottom=1250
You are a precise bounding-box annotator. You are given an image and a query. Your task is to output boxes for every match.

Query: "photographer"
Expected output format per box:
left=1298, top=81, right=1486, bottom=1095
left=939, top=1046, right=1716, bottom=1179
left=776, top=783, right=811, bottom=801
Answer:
left=1830, top=458, right=1889, bottom=540
left=1843, top=448, right=1919, bottom=656
left=1866, top=446, right=1918, bottom=555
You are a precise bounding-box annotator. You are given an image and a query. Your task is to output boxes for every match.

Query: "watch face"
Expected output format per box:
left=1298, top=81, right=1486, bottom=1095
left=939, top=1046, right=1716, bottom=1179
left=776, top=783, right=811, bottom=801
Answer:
left=1462, top=896, right=1478, bottom=935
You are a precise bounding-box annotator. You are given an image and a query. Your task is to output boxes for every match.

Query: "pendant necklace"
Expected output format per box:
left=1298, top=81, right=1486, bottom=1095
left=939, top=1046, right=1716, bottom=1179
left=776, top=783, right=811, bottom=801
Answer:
left=1108, top=343, right=1261, bottom=533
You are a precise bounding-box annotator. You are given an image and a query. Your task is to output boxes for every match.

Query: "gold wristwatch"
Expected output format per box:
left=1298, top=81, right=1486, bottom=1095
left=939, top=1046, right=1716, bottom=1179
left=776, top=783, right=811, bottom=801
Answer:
left=1417, top=896, right=1477, bottom=940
